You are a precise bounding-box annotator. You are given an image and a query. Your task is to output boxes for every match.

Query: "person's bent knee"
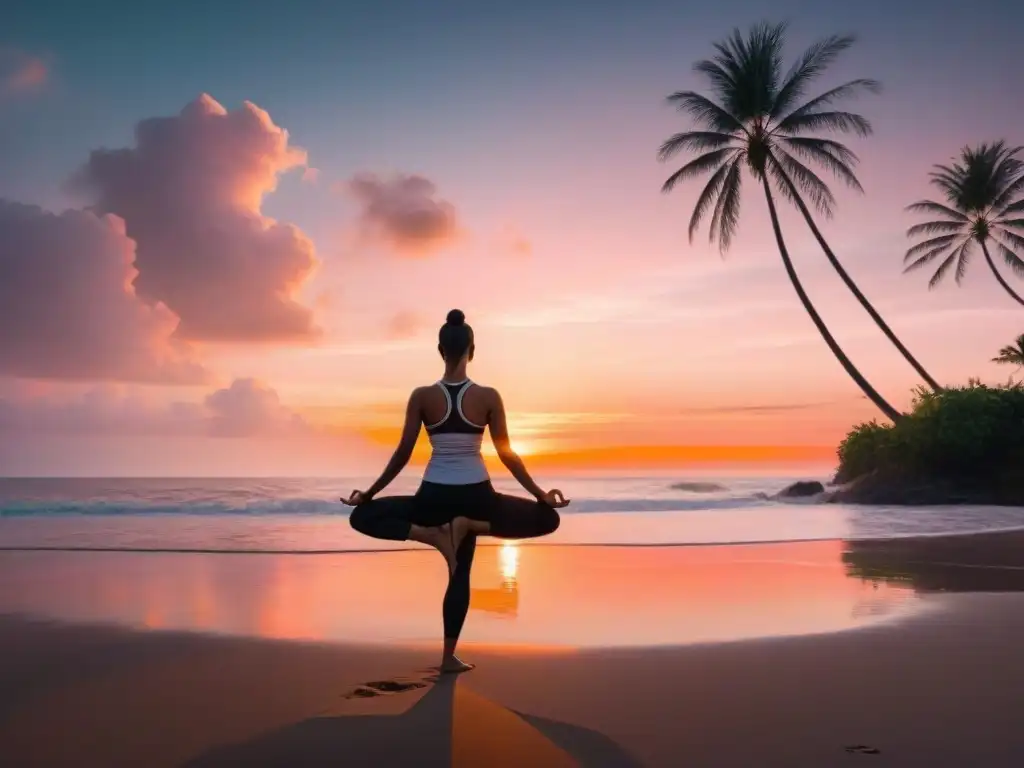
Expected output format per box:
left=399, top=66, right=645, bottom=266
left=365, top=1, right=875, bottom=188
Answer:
left=538, top=505, right=561, bottom=536
left=348, top=503, right=372, bottom=534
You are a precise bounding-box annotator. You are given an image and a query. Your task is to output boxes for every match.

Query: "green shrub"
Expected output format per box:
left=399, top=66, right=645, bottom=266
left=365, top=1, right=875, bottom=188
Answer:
left=835, top=382, right=1024, bottom=485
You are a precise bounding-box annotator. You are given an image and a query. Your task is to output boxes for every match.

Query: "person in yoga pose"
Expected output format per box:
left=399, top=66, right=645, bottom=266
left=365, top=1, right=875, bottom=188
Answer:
left=342, top=309, right=568, bottom=674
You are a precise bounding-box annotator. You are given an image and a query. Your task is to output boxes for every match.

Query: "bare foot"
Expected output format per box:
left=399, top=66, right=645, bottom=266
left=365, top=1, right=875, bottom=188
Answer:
left=440, top=655, right=476, bottom=674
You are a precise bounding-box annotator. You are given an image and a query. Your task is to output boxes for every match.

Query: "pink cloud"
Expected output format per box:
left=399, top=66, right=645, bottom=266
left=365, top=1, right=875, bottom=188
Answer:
left=302, top=167, right=321, bottom=184
left=204, top=378, right=307, bottom=437
left=71, top=94, right=319, bottom=342
left=0, top=379, right=307, bottom=438
left=386, top=310, right=424, bottom=340
left=345, top=172, right=460, bottom=256
left=0, top=49, right=48, bottom=93
left=0, top=200, right=206, bottom=383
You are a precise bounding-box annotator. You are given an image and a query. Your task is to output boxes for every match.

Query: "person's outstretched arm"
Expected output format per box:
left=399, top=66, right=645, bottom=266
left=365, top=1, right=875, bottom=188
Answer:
left=488, top=389, right=567, bottom=506
left=363, top=389, right=423, bottom=499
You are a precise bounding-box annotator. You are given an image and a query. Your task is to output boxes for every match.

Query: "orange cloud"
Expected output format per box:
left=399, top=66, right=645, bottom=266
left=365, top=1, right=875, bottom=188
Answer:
left=0, top=49, right=48, bottom=94
left=0, top=201, right=205, bottom=383
left=344, top=172, right=461, bottom=256
left=510, top=236, right=532, bottom=257
left=72, top=94, right=319, bottom=343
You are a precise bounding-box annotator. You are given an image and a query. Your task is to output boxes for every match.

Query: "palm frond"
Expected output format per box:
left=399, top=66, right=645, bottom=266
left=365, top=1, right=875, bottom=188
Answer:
left=693, top=59, right=738, bottom=102
left=775, top=110, right=872, bottom=137
left=708, top=22, right=786, bottom=121
left=780, top=136, right=858, bottom=163
left=687, top=159, right=735, bottom=241
left=905, top=200, right=969, bottom=221
left=775, top=79, right=880, bottom=129
left=905, top=244, right=958, bottom=274
left=715, top=160, right=743, bottom=251
left=904, top=233, right=959, bottom=260
left=658, top=131, right=738, bottom=162
left=771, top=35, right=859, bottom=119
left=666, top=91, right=746, bottom=134
left=999, top=228, right=1024, bottom=252
left=954, top=239, right=974, bottom=284
left=769, top=149, right=836, bottom=217
left=780, top=137, right=862, bottom=191
left=905, top=220, right=965, bottom=238
left=707, top=159, right=742, bottom=251
left=661, top=148, right=739, bottom=193
left=990, top=174, right=1024, bottom=212
left=927, top=171, right=966, bottom=205
left=996, top=198, right=1024, bottom=218
left=994, top=240, right=1024, bottom=278
left=996, top=218, right=1024, bottom=231
left=995, top=228, right=1024, bottom=249
left=928, top=248, right=960, bottom=288
left=903, top=243, right=955, bottom=272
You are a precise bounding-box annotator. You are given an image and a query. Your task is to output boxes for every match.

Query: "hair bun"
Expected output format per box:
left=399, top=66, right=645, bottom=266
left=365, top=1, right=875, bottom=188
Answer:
left=446, top=309, right=466, bottom=326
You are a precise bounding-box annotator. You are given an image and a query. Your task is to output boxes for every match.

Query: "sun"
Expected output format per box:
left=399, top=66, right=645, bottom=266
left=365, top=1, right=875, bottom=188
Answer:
left=483, top=439, right=533, bottom=457
left=510, top=440, right=532, bottom=456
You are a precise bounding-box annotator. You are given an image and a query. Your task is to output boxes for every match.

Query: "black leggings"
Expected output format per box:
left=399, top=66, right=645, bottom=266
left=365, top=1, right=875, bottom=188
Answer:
left=349, top=481, right=560, bottom=640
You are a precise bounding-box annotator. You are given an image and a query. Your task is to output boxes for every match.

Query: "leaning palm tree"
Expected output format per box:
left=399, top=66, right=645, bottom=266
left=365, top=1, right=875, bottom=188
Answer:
left=992, top=334, right=1024, bottom=369
left=658, top=21, right=909, bottom=421
left=905, top=142, right=1024, bottom=307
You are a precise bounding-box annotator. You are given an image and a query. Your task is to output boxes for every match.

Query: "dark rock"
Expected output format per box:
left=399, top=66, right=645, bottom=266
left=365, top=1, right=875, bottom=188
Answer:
left=669, top=481, right=727, bottom=493
left=776, top=480, right=826, bottom=498
left=825, top=469, right=1024, bottom=506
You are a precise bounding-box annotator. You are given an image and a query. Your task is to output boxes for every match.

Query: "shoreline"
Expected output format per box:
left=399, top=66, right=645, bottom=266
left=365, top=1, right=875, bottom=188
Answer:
left=4, top=524, right=1024, bottom=555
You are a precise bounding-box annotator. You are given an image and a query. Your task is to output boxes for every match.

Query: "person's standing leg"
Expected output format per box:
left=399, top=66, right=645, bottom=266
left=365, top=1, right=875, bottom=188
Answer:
left=440, top=533, right=477, bottom=673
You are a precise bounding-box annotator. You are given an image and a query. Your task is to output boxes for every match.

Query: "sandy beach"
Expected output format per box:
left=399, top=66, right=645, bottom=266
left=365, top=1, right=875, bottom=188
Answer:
left=3, top=532, right=1024, bottom=766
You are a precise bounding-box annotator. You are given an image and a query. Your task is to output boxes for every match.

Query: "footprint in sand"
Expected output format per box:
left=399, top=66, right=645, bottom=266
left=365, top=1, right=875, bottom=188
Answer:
left=343, top=676, right=434, bottom=699
left=844, top=744, right=882, bottom=755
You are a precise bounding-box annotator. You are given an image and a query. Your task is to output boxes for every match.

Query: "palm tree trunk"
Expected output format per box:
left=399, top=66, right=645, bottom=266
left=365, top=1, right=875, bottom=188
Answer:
left=759, top=174, right=903, bottom=423
left=770, top=159, right=943, bottom=392
left=980, top=239, right=1024, bottom=307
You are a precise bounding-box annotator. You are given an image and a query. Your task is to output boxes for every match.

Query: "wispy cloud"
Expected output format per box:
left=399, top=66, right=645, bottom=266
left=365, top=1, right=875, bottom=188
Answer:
left=667, top=399, right=857, bottom=415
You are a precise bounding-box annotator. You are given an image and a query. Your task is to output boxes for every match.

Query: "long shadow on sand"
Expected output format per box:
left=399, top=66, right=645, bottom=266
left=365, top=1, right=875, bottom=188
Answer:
left=186, top=669, right=640, bottom=767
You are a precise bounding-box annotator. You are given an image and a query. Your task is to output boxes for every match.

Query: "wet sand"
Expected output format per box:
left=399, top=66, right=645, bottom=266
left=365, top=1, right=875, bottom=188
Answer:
left=2, top=532, right=1024, bottom=766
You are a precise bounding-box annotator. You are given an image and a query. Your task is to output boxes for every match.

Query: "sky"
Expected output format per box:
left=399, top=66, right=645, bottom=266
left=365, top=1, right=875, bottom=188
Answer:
left=0, top=0, right=1022, bottom=476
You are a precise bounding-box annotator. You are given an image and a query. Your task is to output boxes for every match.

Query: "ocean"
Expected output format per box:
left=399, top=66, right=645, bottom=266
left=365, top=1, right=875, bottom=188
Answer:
left=3, top=473, right=1024, bottom=553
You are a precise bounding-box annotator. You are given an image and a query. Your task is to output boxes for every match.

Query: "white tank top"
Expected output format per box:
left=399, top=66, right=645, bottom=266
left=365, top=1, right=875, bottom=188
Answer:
left=422, top=380, right=489, bottom=485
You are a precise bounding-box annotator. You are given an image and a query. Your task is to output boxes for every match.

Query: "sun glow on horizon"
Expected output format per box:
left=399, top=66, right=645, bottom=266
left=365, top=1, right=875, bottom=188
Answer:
left=483, top=439, right=534, bottom=457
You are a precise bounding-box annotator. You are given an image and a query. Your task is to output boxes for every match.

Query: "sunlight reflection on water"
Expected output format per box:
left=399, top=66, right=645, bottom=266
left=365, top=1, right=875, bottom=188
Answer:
left=0, top=540, right=932, bottom=648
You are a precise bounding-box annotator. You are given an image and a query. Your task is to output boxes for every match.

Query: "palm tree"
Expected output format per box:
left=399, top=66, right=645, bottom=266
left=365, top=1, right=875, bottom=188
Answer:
left=905, top=142, right=1024, bottom=307
left=993, top=334, right=1024, bottom=369
left=658, top=22, right=908, bottom=422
